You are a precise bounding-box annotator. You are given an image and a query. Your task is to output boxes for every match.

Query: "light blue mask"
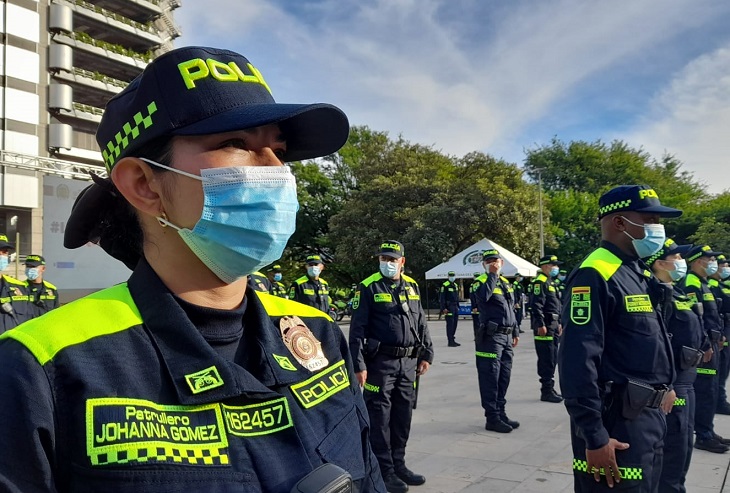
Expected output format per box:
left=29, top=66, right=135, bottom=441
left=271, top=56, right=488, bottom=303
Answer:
left=307, top=265, right=321, bottom=278
left=0, top=255, right=7, bottom=271
left=721, top=266, right=730, bottom=280
left=26, top=267, right=40, bottom=281
left=549, top=266, right=560, bottom=278
left=143, top=159, right=299, bottom=284
left=273, top=273, right=282, bottom=282
left=558, top=275, right=566, bottom=282
left=669, top=259, right=687, bottom=282
left=621, top=216, right=666, bottom=258
left=706, top=260, right=719, bottom=276
left=379, top=260, right=400, bottom=279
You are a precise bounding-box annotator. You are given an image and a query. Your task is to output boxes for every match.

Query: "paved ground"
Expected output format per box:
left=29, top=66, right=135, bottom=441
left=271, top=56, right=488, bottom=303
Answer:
left=339, top=316, right=730, bottom=492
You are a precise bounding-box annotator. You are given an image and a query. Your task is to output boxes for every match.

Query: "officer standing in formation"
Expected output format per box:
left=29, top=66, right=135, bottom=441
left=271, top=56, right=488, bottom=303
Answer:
left=247, top=269, right=271, bottom=293
left=710, top=254, right=730, bottom=415
left=469, top=272, right=482, bottom=337
left=289, top=254, right=330, bottom=313
left=512, top=273, right=525, bottom=331
left=529, top=254, right=564, bottom=403
left=0, top=234, right=29, bottom=332
left=267, top=264, right=288, bottom=298
left=349, top=240, right=433, bottom=493
left=559, top=185, right=678, bottom=491
left=683, top=245, right=730, bottom=453
left=643, top=239, right=703, bottom=492
left=474, top=248, right=521, bottom=433
left=24, top=255, right=60, bottom=318
left=439, top=270, right=461, bottom=346
left=555, top=269, right=568, bottom=299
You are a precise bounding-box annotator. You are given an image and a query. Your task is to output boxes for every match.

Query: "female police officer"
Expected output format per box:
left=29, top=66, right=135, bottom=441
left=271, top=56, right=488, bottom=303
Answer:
left=0, top=46, right=385, bottom=493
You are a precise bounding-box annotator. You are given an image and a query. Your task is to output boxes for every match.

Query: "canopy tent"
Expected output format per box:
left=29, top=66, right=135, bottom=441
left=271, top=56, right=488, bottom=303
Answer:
left=425, top=238, right=540, bottom=280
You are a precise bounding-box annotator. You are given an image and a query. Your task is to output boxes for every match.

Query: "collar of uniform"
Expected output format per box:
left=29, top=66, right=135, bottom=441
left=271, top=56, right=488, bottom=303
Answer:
left=127, top=259, right=281, bottom=405
left=600, top=240, right=649, bottom=277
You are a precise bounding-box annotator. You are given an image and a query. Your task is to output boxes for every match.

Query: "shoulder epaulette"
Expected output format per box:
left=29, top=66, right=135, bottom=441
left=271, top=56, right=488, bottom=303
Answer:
left=294, top=276, right=309, bottom=285
left=252, top=271, right=266, bottom=277
left=441, top=280, right=451, bottom=286
left=709, top=279, right=720, bottom=287
left=402, top=274, right=418, bottom=284
left=361, top=272, right=383, bottom=288
left=579, top=247, right=622, bottom=282
left=684, top=273, right=701, bottom=289
left=319, top=278, right=328, bottom=285
left=255, top=291, right=332, bottom=322
left=0, top=283, right=141, bottom=365
left=2, top=275, right=26, bottom=286
left=43, top=280, right=58, bottom=290
left=534, top=273, right=548, bottom=283
left=476, top=274, right=488, bottom=283
left=499, top=276, right=509, bottom=283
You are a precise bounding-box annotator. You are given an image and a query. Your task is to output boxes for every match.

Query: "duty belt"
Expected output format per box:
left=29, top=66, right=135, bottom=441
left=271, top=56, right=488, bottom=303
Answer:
left=378, top=344, right=419, bottom=358
left=494, top=325, right=513, bottom=335
left=643, top=386, right=669, bottom=409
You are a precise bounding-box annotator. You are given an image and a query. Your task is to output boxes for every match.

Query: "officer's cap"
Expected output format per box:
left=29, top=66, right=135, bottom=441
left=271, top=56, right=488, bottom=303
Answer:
left=447, top=270, right=456, bottom=276
left=377, top=240, right=404, bottom=259
left=306, top=254, right=324, bottom=265
left=538, top=254, right=563, bottom=266
left=718, top=254, right=729, bottom=265
left=686, top=245, right=723, bottom=263
left=268, top=264, right=283, bottom=272
left=644, top=239, right=692, bottom=266
left=598, top=185, right=682, bottom=219
left=473, top=272, right=481, bottom=278
left=24, top=255, right=45, bottom=267
left=482, top=249, right=500, bottom=261
left=0, top=233, right=15, bottom=252
left=559, top=269, right=567, bottom=274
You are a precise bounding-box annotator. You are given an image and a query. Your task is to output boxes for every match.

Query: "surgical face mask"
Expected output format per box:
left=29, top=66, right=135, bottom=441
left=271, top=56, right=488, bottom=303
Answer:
left=448, top=276, right=456, bottom=282
left=273, top=273, right=282, bottom=282
left=706, top=260, right=719, bottom=276
left=0, top=255, right=7, bottom=271
left=558, top=275, right=566, bottom=282
left=720, top=266, right=730, bottom=280
left=25, top=267, right=40, bottom=281
left=621, top=216, right=666, bottom=258
left=379, top=260, right=400, bottom=279
left=549, top=266, right=560, bottom=278
left=307, top=265, right=321, bottom=278
left=483, top=261, right=501, bottom=276
left=141, top=159, right=299, bottom=284
left=669, top=259, right=687, bottom=282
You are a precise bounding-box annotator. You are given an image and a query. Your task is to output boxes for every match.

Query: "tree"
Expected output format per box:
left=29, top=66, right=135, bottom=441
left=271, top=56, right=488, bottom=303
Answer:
left=688, top=217, right=730, bottom=255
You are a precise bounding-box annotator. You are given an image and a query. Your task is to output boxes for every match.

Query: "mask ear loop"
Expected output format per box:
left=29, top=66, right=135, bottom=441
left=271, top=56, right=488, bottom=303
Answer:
left=157, top=211, right=168, bottom=228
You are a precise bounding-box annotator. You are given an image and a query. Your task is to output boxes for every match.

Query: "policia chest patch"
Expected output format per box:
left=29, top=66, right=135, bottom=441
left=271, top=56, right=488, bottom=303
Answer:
left=570, top=287, right=591, bottom=325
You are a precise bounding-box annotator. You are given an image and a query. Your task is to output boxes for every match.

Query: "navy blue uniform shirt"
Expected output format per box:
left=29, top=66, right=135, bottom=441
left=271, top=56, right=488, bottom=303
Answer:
left=475, top=273, right=517, bottom=337
left=529, top=272, right=561, bottom=326
left=439, top=280, right=459, bottom=309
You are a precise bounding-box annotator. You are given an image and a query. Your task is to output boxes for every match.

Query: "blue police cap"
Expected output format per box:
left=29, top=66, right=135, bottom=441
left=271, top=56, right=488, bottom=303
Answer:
left=644, top=239, right=692, bottom=266
left=598, top=185, right=682, bottom=219
left=686, top=245, right=723, bottom=263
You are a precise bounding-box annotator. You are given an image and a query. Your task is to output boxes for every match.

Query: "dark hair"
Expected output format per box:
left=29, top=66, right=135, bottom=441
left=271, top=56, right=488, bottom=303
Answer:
left=92, top=136, right=174, bottom=269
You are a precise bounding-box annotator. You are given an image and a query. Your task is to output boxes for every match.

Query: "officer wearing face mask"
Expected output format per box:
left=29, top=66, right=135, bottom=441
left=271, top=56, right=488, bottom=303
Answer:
left=644, top=239, right=703, bottom=492
left=290, top=255, right=330, bottom=314
left=268, top=264, right=288, bottom=298
left=683, top=244, right=730, bottom=453
left=349, top=240, right=433, bottom=493
left=23, top=255, right=59, bottom=318
left=512, top=274, right=525, bottom=332
left=529, top=255, right=564, bottom=403
left=559, top=185, right=678, bottom=491
left=555, top=269, right=567, bottom=299
left=470, top=272, right=482, bottom=337
left=247, top=270, right=272, bottom=293
left=439, top=270, right=461, bottom=347
left=0, top=233, right=29, bottom=332
left=713, top=254, right=730, bottom=415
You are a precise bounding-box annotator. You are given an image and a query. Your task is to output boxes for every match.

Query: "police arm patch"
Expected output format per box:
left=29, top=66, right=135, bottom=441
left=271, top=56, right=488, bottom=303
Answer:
left=570, top=287, right=591, bottom=325
left=352, top=290, right=360, bottom=310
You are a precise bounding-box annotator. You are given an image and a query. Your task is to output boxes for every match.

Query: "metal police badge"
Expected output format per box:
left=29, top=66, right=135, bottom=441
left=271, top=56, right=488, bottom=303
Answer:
left=570, top=287, right=591, bottom=325
left=279, top=316, right=328, bottom=371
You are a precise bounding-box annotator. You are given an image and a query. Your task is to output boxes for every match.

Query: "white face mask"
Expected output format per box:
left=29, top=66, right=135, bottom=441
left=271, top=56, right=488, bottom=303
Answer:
left=379, top=260, right=400, bottom=279
left=448, top=276, right=456, bottom=282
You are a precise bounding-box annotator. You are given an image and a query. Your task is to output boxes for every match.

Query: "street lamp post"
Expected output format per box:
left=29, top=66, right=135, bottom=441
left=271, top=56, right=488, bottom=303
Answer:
left=537, top=169, right=545, bottom=257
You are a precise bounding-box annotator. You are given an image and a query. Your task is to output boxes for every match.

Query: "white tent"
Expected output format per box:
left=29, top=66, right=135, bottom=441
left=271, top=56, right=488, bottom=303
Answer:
left=425, top=238, right=540, bottom=280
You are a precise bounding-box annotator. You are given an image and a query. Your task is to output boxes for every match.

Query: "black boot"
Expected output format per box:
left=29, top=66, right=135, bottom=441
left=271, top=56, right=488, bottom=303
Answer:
left=383, top=473, right=409, bottom=493
left=500, top=415, right=520, bottom=429
left=447, top=340, right=461, bottom=347
left=485, top=419, right=513, bottom=433
left=395, top=467, right=426, bottom=486
left=541, top=391, right=563, bottom=403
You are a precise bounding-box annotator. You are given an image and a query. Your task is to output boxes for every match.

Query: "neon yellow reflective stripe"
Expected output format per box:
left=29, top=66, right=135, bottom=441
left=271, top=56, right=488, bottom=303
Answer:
left=0, top=283, right=142, bottom=365
left=534, top=336, right=554, bottom=341
left=572, top=458, right=642, bottom=480
left=580, top=248, right=621, bottom=282
left=476, top=351, right=497, bottom=358
left=364, top=382, right=380, bottom=393
left=361, top=272, right=383, bottom=288
left=493, top=288, right=503, bottom=295
left=697, top=368, right=717, bottom=375
left=684, top=274, right=701, bottom=289
left=255, top=291, right=332, bottom=322
left=673, top=398, right=686, bottom=406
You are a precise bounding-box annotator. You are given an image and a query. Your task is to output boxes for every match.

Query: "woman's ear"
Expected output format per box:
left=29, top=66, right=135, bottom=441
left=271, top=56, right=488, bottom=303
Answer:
left=111, top=158, right=164, bottom=218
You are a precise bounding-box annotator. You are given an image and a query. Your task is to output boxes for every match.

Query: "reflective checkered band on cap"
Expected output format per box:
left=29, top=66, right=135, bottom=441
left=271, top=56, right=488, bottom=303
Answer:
left=673, top=398, right=686, bottom=406
left=599, top=199, right=632, bottom=216
left=102, top=101, right=158, bottom=171
left=572, top=459, right=642, bottom=480
left=90, top=445, right=229, bottom=466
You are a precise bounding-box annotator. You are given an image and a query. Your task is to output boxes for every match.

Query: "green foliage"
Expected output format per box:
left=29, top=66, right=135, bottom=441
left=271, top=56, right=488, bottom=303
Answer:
left=688, top=217, right=730, bottom=255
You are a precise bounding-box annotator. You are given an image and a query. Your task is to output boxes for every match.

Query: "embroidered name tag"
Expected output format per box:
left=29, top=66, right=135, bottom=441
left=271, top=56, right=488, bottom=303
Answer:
left=625, top=294, right=653, bottom=313
left=290, top=360, right=349, bottom=409
left=374, top=293, right=392, bottom=303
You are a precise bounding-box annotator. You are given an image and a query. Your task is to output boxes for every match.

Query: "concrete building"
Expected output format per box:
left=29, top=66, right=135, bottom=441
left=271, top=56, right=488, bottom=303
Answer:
left=0, top=0, right=179, bottom=286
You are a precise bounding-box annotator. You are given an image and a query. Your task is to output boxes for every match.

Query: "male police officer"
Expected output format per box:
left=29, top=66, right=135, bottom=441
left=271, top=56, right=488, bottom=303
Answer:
left=475, top=249, right=520, bottom=433
left=559, top=185, right=678, bottom=491
left=440, top=270, right=460, bottom=347
left=512, top=274, right=525, bottom=332
left=683, top=245, right=730, bottom=453
left=290, top=254, right=330, bottom=314
left=0, top=234, right=28, bottom=332
left=469, top=272, right=482, bottom=337
left=714, top=254, right=730, bottom=415
left=530, top=255, right=564, bottom=403
left=349, top=240, right=434, bottom=493
left=24, top=255, right=59, bottom=318
left=247, top=270, right=271, bottom=293
left=555, top=269, right=568, bottom=299
left=268, top=264, right=288, bottom=298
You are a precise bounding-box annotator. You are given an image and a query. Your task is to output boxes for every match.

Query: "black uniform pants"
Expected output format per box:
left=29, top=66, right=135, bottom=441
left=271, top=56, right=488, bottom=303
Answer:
left=363, top=355, right=417, bottom=476
left=694, top=347, right=719, bottom=440
left=718, top=340, right=730, bottom=405
left=471, top=313, right=480, bottom=339
left=571, top=400, right=666, bottom=492
left=475, top=331, right=513, bottom=421
left=515, top=305, right=523, bottom=327
left=659, top=381, right=695, bottom=493
left=445, top=302, right=459, bottom=343
left=534, top=318, right=559, bottom=393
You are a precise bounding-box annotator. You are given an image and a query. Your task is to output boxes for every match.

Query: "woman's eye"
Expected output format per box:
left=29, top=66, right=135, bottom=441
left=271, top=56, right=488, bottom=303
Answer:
left=218, top=138, right=248, bottom=150
left=274, top=148, right=286, bottom=160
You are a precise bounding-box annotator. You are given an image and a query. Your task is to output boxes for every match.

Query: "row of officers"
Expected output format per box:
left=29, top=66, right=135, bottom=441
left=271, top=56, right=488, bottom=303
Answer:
left=0, top=233, right=59, bottom=333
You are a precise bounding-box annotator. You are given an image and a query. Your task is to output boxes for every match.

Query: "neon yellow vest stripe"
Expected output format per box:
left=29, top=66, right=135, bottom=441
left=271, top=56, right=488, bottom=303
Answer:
left=579, top=248, right=622, bottom=281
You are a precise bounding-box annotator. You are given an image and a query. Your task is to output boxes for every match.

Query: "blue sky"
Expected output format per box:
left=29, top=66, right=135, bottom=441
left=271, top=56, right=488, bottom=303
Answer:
left=176, top=0, right=730, bottom=194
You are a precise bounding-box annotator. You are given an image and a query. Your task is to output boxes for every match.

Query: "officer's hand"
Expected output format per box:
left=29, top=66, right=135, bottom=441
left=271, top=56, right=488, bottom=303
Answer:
left=512, top=337, right=519, bottom=347
left=471, top=309, right=478, bottom=314
left=356, top=371, right=367, bottom=387
left=488, top=259, right=503, bottom=274
left=721, top=337, right=727, bottom=352
left=557, top=324, right=563, bottom=336
left=704, top=347, right=714, bottom=363
left=537, top=326, right=547, bottom=336
left=661, top=389, right=676, bottom=414
left=441, top=309, right=448, bottom=315
left=417, top=361, right=430, bottom=376
left=585, top=439, right=630, bottom=487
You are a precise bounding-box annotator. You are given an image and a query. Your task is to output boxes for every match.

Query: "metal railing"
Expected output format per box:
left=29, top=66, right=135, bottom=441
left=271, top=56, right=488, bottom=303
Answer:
left=0, top=151, right=106, bottom=181
left=72, top=102, right=105, bottom=117
left=72, top=0, right=156, bottom=34
left=68, top=31, right=153, bottom=63
left=72, top=67, right=128, bottom=89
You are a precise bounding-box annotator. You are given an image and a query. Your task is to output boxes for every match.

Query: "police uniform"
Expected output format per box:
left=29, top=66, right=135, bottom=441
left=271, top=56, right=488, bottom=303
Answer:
left=247, top=271, right=271, bottom=293
left=475, top=249, right=520, bottom=432
left=0, top=258, right=385, bottom=492
left=267, top=265, right=288, bottom=299
left=348, top=241, right=433, bottom=491
left=512, top=277, right=525, bottom=328
left=439, top=271, right=460, bottom=346
left=24, top=255, right=60, bottom=319
left=0, top=274, right=29, bottom=332
left=709, top=254, right=730, bottom=414
left=554, top=270, right=568, bottom=300
left=682, top=245, right=729, bottom=453
left=289, top=255, right=330, bottom=314
left=559, top=186, right=677, bottom=492
left=469, top=272, right=482, bottom=337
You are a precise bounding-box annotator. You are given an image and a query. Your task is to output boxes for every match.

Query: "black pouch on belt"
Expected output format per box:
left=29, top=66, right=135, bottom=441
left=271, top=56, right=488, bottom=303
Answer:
left=621, top=380, right=655, bottom=420
left=711, top=330, right=722, bottom=344
left=486, top=321, right=498, bottom=336
left=364, top=338, right=380, bottom=357
left=680, top=345, right=704, bottom=370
